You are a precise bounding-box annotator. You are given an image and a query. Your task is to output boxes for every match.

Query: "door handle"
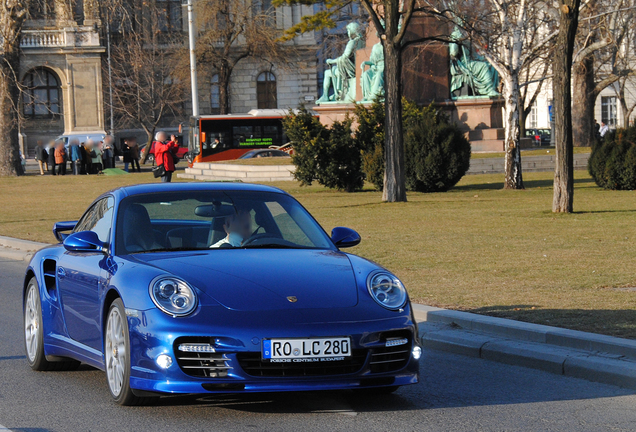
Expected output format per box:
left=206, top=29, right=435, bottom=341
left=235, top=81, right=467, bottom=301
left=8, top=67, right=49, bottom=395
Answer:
left=57, top=267, right=66, bottom=279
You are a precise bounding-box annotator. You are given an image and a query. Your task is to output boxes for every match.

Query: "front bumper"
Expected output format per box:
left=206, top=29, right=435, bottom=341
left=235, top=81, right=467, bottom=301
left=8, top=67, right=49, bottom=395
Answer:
left=127, top=306, right=420, bottom=395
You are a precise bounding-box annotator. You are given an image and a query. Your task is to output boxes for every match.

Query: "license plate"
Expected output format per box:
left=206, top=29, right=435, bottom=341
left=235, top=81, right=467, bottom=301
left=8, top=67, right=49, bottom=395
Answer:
left=262, top=337, right=351, bottom=361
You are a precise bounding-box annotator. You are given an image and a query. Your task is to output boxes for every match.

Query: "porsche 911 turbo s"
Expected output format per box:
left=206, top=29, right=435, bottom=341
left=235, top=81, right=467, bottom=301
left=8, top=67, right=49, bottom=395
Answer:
left=23, top=183, right=421, bottom=405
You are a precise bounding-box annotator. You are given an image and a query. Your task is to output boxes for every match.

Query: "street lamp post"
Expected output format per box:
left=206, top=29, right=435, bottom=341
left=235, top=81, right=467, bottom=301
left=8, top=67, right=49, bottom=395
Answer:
left=186, top=0, right=199, bottom=117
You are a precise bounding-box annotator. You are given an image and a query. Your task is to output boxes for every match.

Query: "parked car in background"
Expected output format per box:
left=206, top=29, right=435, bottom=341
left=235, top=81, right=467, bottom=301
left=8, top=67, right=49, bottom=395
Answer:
left=524, top=128, right=551, bottom=147
left=23, top=183, right=420, bottom=405
left=57, top=132, right=106, bottom=149
left=238, top=149, right=292, bottom=159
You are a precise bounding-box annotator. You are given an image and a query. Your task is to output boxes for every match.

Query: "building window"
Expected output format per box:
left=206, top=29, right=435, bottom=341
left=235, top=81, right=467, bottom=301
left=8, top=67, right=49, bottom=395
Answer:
left=256, top=0, right=276, bottom=27
left=157, top=0, right=182, bottom=32
left=529, top=102, right=538, bottom=129
left=257, top=72, right=277, bottom=109
left=601, top=96, right=617, bottom=127
left=22, top=69, right=61, bottom=119
left=211, top=74, right=220, bottom=111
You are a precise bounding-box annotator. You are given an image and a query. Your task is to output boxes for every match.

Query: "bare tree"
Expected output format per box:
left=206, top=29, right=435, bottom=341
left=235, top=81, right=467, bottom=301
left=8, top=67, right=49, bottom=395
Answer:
left=276, top=0, right=421, bottom=202
left=102, top=0, right=188, bottom=162
left=436, top=0, right=558, bottom=190
left=0, top=1, right=28, bottom=176
left=194, top=0, right=290, bottom=114
left=572, top=0, right=636, bottom=147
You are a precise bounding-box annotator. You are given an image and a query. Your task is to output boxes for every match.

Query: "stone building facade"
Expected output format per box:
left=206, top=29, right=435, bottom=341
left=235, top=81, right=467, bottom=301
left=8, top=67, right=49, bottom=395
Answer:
left=20, top=1, right=105, bottom=154
left=20, top=1, right=319, bottom=154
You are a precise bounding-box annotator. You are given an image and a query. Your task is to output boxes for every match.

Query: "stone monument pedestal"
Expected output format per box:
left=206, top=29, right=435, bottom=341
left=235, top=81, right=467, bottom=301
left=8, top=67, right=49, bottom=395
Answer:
left=436, top=97, right=506, bottom=152
left=313, top=103, right=359, bottom=127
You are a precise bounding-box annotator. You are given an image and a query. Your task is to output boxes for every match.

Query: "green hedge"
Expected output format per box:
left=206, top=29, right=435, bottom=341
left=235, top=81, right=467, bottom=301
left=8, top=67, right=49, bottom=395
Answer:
left=283, top=101, right=471, bottom=193
left=588, top=126, right=636, bottom=190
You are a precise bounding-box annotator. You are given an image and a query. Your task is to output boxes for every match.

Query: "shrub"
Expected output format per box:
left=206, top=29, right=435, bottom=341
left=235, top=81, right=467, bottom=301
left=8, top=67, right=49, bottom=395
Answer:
left=282, top=107, right=327, bottom=186
left=589, top=126, right=636, bottom=190
left=283, top=108, right=364, bottom=192
left=354, top=102, right=385, bottom=190
left=402, top=101, right=472, bottom=192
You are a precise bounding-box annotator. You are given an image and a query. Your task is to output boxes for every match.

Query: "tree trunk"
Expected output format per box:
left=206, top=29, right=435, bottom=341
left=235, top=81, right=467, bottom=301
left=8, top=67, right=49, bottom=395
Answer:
left=139, top=125, right=155, bottom=164
left=553, top=0, right=581, bottom=213
left=0, top=2, right=27, bottom=177
left=382, top=43, right=406, bottom=202
left=219, top=64, right=231, bottom=115
left=503, top=75, right=524, bottom=189
left=572, top=56, right=595, bottom=147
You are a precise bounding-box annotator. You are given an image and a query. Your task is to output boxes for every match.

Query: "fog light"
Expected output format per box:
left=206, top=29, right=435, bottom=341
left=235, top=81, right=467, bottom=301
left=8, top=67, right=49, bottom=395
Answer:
left=178, top=343, right=216, bottom=353
left=156, top=354, right=173, bottom=369
left=412, top=346, right=422, bottom=360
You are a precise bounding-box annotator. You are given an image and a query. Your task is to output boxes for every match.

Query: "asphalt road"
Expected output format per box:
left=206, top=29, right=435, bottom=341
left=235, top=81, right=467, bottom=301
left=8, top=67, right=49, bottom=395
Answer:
left=2, top=258, right=636, bottom=432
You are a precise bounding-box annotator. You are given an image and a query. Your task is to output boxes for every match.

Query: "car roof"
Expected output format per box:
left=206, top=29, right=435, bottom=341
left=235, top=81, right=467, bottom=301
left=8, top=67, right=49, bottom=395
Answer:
left=100, top=182, right=288, bottom=201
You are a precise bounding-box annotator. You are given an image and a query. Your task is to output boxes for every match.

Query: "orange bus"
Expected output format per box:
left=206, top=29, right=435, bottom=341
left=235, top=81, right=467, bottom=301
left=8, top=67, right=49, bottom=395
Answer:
left=187, top=109, right=293, bottom=165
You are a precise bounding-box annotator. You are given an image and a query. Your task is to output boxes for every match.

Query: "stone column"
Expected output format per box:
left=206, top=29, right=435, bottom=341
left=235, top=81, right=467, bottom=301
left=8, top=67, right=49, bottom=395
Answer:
left=55, top=0, right=74, bottom=26
left=83, top=0, right=101, bottom=26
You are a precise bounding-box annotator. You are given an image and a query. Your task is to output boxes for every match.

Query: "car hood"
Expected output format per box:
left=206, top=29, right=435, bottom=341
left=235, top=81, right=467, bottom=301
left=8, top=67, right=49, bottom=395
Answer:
left=130, top=249, right=358, bottom=311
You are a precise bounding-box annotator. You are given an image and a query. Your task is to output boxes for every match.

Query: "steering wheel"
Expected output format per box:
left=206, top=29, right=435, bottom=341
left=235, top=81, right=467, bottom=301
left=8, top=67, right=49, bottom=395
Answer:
left=242, top=232, right=281, bottom=246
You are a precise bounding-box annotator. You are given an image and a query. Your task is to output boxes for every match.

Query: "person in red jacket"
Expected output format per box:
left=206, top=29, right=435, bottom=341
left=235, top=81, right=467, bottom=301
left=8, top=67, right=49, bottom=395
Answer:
left=153, top=131, right=180, bottom=182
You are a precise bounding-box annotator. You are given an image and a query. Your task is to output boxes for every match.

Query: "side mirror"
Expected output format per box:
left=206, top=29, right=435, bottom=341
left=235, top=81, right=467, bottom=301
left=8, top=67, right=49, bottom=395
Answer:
left=331, top=227, right=361, bottom=248
left=53, top=221, right=77, bottom=242
left=63, top=231, right=105, bottom=253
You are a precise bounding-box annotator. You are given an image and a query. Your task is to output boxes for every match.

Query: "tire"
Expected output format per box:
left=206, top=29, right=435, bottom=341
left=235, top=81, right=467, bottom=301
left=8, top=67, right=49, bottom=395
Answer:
left=147, top=154, right=154, bottom=163
left=105, top=298, right=155, bottom=406
left=24, top=278, right=80, bottom=372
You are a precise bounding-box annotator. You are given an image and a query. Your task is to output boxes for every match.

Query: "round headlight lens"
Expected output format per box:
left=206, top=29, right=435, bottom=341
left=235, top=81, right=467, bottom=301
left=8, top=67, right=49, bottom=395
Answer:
left=149, top=277, right=197, bottom=317
left=367, top=272, right=407, bottom=310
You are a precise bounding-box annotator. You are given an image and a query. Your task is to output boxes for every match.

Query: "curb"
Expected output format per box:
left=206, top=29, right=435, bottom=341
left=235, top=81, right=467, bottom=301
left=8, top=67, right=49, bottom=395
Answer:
left=0, top=236, right=50, bottom=262
left=414, top=304, right=636, bottom=389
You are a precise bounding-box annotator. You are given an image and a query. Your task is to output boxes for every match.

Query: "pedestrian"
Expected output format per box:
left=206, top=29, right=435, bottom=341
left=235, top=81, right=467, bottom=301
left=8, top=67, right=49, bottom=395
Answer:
left=54, top=141, right=67, bottom=175
left=81, top=142, right=92, bottom=175
left=153, top=131, right=179, bottom=183
left=122, top=138, right=132, bottom=172
left=34, top=140, right=47, bottom=176
left=599, top=121, right=609, bottom=139
left=594, top=119, right=600, bottom=141
left=47, top=140, right=57, bottom=175
left=88, top=140, right=103, bottom=173
left=103, top=135, right=116, bottom=169
left=69, top=139, right=81, bottom=175
left=129, top=138, right=141, bottom=172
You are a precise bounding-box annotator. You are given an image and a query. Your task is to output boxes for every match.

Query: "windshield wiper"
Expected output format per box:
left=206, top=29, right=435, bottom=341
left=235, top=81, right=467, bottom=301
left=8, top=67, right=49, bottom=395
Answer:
left=240, top=243, right=297, bottom=249
left=134, top=247, right=204, bottom=254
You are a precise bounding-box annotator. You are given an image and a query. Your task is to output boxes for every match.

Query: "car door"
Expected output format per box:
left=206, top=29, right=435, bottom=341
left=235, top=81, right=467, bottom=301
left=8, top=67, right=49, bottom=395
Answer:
left=57, top=196, right=115, bottom=351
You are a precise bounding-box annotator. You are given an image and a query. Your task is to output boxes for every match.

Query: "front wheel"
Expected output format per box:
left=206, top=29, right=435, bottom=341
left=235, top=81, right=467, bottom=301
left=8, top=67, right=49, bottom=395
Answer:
left=24, top=278, right=80, bottom=371
left=105, top=298, right=155, bottom=406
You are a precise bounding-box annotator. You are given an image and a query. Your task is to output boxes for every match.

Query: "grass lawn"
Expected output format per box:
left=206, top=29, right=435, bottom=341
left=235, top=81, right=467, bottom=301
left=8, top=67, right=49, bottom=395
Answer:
left=471, top=146, right=592, bottom=159
left=2, top=168, right=636, bottom=338
left=220, top=147, right=593, bottom=164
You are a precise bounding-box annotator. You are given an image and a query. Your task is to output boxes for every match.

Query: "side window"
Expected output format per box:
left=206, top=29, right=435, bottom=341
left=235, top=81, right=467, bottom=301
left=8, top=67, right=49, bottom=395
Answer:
left=73, top=197, right=115, bottom=244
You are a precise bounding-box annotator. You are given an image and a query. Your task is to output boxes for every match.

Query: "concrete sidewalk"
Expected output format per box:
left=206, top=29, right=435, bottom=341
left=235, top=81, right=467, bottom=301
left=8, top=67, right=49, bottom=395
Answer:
left=414, top=304, right=636, bottom=389
left=0, top=236, right=49, bottom=262
left=2, top=235, right=635, bottom=389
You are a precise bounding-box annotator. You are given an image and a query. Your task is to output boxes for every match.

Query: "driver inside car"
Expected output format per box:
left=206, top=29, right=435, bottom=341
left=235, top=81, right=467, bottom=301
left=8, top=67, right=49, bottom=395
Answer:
left=210, top=209, right=252, bottom=248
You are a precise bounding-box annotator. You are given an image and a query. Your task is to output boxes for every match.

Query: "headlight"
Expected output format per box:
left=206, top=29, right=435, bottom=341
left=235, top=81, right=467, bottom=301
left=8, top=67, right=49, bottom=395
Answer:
left=149, top=276, right=198, bottom=317
left=367, top=272, right=407, bottom=310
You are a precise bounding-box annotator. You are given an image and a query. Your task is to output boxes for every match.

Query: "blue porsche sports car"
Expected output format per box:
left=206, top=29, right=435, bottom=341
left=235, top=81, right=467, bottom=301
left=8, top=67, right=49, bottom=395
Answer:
left=23, top=183, right=420, bottom=405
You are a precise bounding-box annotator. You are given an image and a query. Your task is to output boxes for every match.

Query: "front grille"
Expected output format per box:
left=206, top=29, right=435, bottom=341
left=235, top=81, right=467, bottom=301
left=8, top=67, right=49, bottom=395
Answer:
left=369, top=331, right=412, bottom=373
left=237, top=349, right=367, bottom=377
left=174, top=337, right=231, bottom=378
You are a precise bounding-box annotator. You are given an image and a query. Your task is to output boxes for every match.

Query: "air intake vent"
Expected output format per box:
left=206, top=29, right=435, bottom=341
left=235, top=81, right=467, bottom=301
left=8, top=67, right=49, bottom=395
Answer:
left=174, top=337, right=231, bottom=378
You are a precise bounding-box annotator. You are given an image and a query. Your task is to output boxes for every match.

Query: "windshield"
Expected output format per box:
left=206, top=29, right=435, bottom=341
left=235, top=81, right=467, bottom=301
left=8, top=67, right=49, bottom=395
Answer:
left=115, top=190, right=335, bottom=254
